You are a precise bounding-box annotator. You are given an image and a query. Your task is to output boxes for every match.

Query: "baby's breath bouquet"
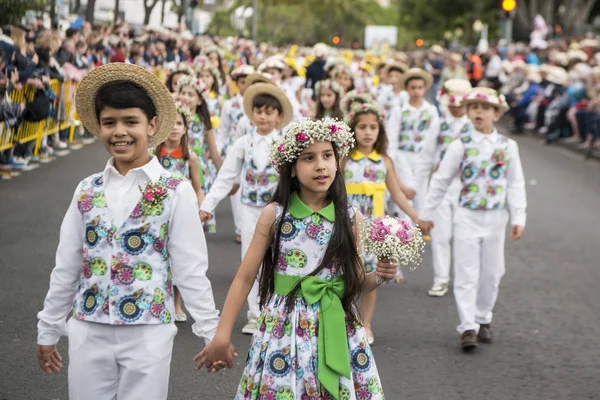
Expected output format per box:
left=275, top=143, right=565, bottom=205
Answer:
left=360, top=216, right=425, bottom=283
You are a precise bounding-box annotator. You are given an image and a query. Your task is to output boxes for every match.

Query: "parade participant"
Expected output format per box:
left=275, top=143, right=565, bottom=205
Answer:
left=218, top=65, right=255, bottom=243
left=199, top=82, right=293, bottom=335
left=340, top=88, right=374, bottom=117
left=154, top=102, right=205, bottom=322
left=195, top=118, right=395, bottom=400
left=232, top=72, right=277, bottom=139
left=420, top=87, right=526, bottom=351
left=164, top=63, right=194, bottom=99
left=377, top=62, right=409, bottom=129
left=36, top=63, right=221, bottom=399
left=197, top=64, right=225, bottom=126
left=387, top=67, right=439, bottom=216
left=413, top=79, right=473, bottom=297
left=177, top=75, right=222, bottom=233
left=313, top=79, right=344, bottom=121
left=332, top=64, right=355, bottom=92
left=202, top=44, right=230, bottom=96
left=344, top=102, right=432, bottom=344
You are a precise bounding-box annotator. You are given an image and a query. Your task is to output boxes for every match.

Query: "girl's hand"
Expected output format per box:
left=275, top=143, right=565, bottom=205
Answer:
left=193, top=337, right=237, bottom=371
left=37, top=344, right=63, bottom=374
left=416, top=219, right=434, bottom=234
left=199, top=211, right=212, bottom=223
left=375, top=258, right=398, bottom=281
left=511, top=225, right=525, bottom=241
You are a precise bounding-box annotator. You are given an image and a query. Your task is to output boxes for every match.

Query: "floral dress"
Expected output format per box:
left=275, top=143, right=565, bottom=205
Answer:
left=236, top=194, right=385, bottom=400
left=188, top=115, right=217, bottom=233
left=156, top=146, right=190, bottom=179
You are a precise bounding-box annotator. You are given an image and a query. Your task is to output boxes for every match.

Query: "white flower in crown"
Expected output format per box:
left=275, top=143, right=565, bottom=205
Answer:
left=176, top=74, right=210, bottom=102
left=315, top=79, right=344, bottom=97
left=332, top=64, right=352, bottom=79
left=341, top=89, right=374, bottom=115
left=346, top=102, right=386, bottom=124
left=201, top=44, right=224, bottom=59
left=174, top=101, right=193, bottom=122
left=270, top=118, right=355, bottom=171
left=195, top=64, right=223, bottom=88
left=169, top=62, right=194, bottom=75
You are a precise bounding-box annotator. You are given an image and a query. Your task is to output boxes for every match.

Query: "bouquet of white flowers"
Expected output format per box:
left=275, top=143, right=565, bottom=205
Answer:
left=360, top=216, right=426, bottom=283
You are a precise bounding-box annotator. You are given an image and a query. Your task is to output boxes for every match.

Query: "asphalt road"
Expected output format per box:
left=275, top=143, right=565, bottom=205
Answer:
left=1, top=132, right=599, bottom=400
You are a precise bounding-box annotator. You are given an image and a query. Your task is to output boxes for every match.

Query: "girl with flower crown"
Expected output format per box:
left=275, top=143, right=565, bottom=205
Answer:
left=195, top=118, right=398, bottom=400
left=154, top=102, right=205, bottom=322
left=177, top=74, right=222, bottom=233
left=313, top=79, right=345, bottom=121
left=344, top=102, right=432, bottom=344
left=197, top=64, right=225, bottom=127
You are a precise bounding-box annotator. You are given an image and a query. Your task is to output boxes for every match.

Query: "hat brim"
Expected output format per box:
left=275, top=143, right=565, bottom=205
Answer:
left=243, top=83, right=293, bottom=130
left=462, top=98, right=510, bottom=113
left=245, top=73, right=274, bottom=86
left=76, top=63, right=177, bottom=148
left=399, top=70, right=434, bottom=90
left=383, top=62, right=408, bottom=76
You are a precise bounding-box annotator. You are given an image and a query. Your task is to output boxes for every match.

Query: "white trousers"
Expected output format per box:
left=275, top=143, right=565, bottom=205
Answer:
left=68, top=319, right=177, bottom=400
left=430, top=180, right=461, bottom=285
left=240, top=204, right=263, bottom=321
left=453, top=208, right=508, bottom=334
left=391, top=150, right=426, bottom=217
left=230, top=189, right=242, bottom=236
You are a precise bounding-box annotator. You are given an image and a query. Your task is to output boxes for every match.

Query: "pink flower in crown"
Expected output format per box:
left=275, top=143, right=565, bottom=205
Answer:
left=296, top=132, right=307, bottom=142
left=360, top=104, right=367, bottom=110
left=329, top=124, right=339, bottom=134
left=449, top=95, right=456, bottom=104
left=277, top=144, right=285, bottom=153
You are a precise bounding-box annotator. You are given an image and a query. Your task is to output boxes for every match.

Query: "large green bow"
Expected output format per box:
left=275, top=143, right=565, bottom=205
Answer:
left=274, top=273, right=350, bottom=399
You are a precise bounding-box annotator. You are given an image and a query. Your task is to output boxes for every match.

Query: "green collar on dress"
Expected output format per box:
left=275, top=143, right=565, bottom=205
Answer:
left=289, top=192, right=335, bottom=221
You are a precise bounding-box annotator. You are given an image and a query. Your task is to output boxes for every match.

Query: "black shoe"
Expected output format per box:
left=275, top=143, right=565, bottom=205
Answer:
left=461, top=330, right=478, bottom=352
left=478, top=324, right=493, bottom=343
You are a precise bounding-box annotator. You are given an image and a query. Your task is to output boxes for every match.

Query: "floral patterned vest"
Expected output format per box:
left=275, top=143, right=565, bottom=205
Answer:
left=241, top=136, right=279, bottom=207
left=433, top=114, right=472, bottom=172
left=72, top=172, right=183, bottom=325
left=398, top=103, right=435, bottom=153
left=223, top=95, right=245, bottom=153
left=458, top=133, right=510, bottom=210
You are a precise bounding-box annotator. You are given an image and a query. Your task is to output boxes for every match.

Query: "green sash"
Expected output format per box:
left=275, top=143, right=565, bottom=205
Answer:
left=274, top=273, right=350, bottom=399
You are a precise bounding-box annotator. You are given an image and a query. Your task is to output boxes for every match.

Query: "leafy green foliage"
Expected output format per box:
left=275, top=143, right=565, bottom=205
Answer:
left=0, top=0, right=46, bottom=25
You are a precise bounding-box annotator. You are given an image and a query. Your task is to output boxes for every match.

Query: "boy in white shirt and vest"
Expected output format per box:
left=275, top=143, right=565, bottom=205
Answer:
left=36, top=64, right=224, bottom=399
left=413, top=79, right=473, bottom=297
left=199, top=82, right=293, bottom=335
left=387, top=68, right=440, bottom=216
left=419, top=87, right=527, bottom=352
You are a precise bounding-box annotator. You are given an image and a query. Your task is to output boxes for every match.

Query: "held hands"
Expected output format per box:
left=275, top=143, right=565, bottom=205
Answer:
left=37, top=344, right=63, bottom=374
left=511, top=225, right=525, bottom=241
left=193, top=336, right=238, bottom=372
left=416, top=219, right=434, bottom=235
left=199, top=211, right=212, bottom=223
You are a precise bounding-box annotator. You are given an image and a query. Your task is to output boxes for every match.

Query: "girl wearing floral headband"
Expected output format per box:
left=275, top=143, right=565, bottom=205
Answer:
left=332, top=64, right=355, bottom=93
left=341, top=88, right=375, bottom=117
left=202, top=44, right=229, bottom=96
left=197, top=64, right=225, bottom=128
left=196, top=118, right=398, bottom=399
left=344, top=103, right=431, bottom=344
left=177, top=74, right=222, bottom=233
left=313, top=79, right=345, bottom=121
left=154, top=102, right=205, bottom=322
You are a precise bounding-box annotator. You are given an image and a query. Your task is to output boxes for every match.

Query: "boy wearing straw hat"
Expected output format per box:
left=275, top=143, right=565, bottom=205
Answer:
left=377, top=62, right=409, bottom=129
left=413, top=79, right=473, bottom=298
left=36, top=64, right=223, bottom=399
left=420, top=87, right=527, bottom=352
left=199, top=82, right=293, bottom=335
left=387, top=67, right=440, bottom=216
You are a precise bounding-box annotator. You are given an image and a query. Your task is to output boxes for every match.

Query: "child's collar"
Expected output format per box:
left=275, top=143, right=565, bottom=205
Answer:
left=289, top=192, right=335, bottom=221
left=350, top=149, right=381, bottom=162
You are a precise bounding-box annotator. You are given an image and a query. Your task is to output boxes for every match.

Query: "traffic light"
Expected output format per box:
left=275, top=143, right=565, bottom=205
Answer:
left=332, top=35, right=341, bottom=45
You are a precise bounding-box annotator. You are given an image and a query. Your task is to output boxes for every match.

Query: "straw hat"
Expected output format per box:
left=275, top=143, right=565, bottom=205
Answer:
left=430, top=45, right=444, bottom=55
left=231, top=65, right=255, bottom=79
left=75, top=63, right=176, bottom=148
left=580, top=38, right=599, bottom=48
left=243, top=83, right=293, bottom=130
left=438, top=78, right=472, bottom=107
left=567, top=49, right=588, bottom=62
left=546, top=66, right=568, bottom=85
left=449, top=53, right=462, bottom=62
left=383, top=62, right=408, bottom=76
left=245, top=72, right=275, bottom=86
left=399, top=68, right=434, bottom=90
left=462, top=87, right=510, bottom=113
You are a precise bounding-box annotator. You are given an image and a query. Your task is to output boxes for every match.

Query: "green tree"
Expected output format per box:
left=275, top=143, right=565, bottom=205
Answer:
left=0, top=0, right=46, bottom=25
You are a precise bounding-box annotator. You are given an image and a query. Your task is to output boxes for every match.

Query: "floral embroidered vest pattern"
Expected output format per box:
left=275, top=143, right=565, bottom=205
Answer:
left=433, top=116, right=472, bottom=172
left=241, top=141, right=279, bottom=207
left=398, top=106, right=434, bottom=153
left=73, top=172, right=183, bottom=325
left=458, top=134, right=510, bottom=210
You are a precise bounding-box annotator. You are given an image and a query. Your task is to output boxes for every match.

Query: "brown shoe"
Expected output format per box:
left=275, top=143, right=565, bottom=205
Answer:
left=478, top=324, right=493, bottom=343
left=461, top=330, right=478, bottom=352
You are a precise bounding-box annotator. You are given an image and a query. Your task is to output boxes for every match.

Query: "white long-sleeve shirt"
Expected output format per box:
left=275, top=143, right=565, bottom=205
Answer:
left=420, top=129, right=527, bottom=227
left=37, top=157, right=220, bottom=345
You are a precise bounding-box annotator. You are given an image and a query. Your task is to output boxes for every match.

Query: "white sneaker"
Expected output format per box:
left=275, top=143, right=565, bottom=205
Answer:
left=428, top=282, right=449, bottom=297
left=242, top=319, right=257, bottom=335
left=175, top=313, right=187, bottom=323
left=57, top=141, right=68, bottom=149
left=365, top=328, right=375, bottom=345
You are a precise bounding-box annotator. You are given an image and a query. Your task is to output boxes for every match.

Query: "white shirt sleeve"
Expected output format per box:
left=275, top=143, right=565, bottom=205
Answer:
left=413, top=123, right=439, bottom=189
left=37, top=185, right=85, bottom=345
left=386, top=105, right=401, bottom=153
left=215, top=101, right=232, bottom=154
left=419, top=140, right=464, bottom=221
left=200, top=136, right=245, bottom=213
left=169, top=182, right=220, bottom=344
left=506, top=139, right=527, bottom=227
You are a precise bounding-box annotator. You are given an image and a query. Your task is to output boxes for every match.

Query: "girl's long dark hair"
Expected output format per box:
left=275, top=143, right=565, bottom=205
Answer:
left=154, top=113, right=190, bottom=161
left=196, top=99, right=213, bottom=131
left=315, top=92, right=344, bottom=121
left=258, top=146, right=364, bottom=323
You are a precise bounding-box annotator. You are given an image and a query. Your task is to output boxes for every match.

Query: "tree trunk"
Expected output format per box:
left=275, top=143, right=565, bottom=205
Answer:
left=114, top=0, right=120, bottom=23
left=85, top=0, right=96, bottom=23
left=144, top=0, right=160, bottom=25
left=161, top=0, right=166, bottom=24
left=49, top=0, right=57, bottom=28
left=74, top=0, right=81, bottom=14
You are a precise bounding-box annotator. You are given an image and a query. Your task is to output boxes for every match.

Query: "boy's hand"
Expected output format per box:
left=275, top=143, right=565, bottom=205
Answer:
left=416, top=219, right=434, bottom=234
left=193, top=337, right=237, bottom=371
left=37, top=344, right=63, bottom=374
left=228, top=184, right=240, bottom=196
left=511, top=225, right=525, bottom=241
left=402, top=187, right=416, bottom=200
left=199, top=211, right=212, bottom=223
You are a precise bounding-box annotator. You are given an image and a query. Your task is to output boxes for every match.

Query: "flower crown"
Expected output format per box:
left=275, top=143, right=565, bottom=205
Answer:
left=175, top=101, right=193, bottom=123
left=169, top=62, right=194, bottom=75
left=195, top=64, right=223, bottom=88
left=270, top=118, right=355, bottom=171
left=315, top=79, right=344, bottom=97
left=201, top=45, right=224, bottom=58
left=341, top=89, right=374, bottom=115
left=332, top=64, right=352, bottom=79
left=177, top=74, right=209, bottom=102
left=346, top=102, right=386, bottom=124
